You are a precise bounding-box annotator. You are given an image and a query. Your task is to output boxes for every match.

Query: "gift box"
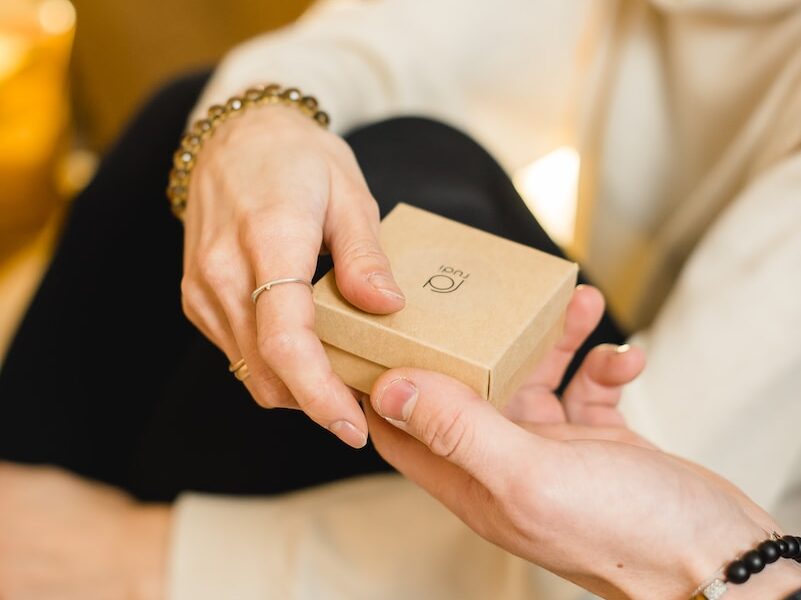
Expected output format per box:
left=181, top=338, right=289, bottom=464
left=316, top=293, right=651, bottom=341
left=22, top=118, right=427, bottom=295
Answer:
left=313, top=203, right=577, bottom=407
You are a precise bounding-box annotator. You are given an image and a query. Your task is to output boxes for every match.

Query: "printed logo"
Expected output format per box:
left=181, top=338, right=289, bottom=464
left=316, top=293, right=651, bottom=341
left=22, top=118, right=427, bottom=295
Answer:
left=423, top=265, right=470, bottom=294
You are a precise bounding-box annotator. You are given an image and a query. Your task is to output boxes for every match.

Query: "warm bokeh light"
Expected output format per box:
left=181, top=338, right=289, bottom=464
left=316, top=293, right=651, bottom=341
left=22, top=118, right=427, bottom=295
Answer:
left=38, top=0, right=76, bottom=35
left=513, top=146, right=580, bottom=249
left=0, top=32, right=27, bottom=80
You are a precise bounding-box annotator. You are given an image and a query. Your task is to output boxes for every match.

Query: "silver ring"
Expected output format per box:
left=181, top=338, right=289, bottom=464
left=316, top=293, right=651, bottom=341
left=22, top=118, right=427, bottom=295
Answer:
left=251, top=277, right=314, bottom=304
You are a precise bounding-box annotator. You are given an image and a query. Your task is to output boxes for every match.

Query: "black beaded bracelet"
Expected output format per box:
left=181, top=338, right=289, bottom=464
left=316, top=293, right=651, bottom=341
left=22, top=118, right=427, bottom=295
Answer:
left=692, top=534, right=801, bottom=599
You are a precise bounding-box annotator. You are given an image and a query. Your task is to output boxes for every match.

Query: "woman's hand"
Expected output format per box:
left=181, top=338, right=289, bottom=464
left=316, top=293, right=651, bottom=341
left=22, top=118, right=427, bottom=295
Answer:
left=364, top=289, right=790, bottom=599
left=0, top=462, right=170, bottom=600
left=180, top=105, right=405, bottom=448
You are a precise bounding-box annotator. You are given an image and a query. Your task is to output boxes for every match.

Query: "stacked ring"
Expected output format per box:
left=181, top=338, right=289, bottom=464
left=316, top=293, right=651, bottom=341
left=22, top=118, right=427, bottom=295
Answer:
left=228, top=358, right=250, bottom=381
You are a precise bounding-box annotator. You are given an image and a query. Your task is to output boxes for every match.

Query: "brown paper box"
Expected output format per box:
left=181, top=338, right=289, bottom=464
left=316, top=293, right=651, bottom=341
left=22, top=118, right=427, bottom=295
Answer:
left=313, top=203, right=578, bottom=407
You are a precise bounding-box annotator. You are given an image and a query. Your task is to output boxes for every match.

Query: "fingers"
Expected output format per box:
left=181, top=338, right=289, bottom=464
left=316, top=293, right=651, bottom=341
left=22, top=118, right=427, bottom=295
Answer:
left=562, top=343, right=646, bottom=426
left=516, top=285, right=606, bottom=393
left=369, top=368, right=536, bottom=491
left=325, top=183, right=405, bottom=314
left=182, top=239, right=299, bottom=409
left=503, top=284, right=604, bottom=422
left=245, top=209, right=368, bottom=447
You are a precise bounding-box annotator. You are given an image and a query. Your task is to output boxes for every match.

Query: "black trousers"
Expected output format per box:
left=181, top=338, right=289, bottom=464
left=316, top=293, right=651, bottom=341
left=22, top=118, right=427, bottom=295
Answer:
left=0, top=74, right=623, bottom=502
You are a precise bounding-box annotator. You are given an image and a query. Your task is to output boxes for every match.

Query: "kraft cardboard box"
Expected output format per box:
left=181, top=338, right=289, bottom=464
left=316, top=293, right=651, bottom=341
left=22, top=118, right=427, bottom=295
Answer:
left=313, top=203, right=578, bottom=408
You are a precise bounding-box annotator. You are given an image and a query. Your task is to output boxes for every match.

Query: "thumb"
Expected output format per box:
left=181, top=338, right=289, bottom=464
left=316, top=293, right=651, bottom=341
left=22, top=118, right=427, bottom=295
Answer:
left=370, top=368, right=536, bottom=488
left=325, top=193, right=405, bottom=314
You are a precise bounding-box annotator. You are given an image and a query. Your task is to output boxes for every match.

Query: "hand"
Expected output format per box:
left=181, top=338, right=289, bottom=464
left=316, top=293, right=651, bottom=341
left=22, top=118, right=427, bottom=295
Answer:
left=501, top=284, right=646, bottom=435
left=0, top=462, right=170, bottom=600
left=364, top=290, right=787, bottom=599
left=180, top=105, right=405, bottom=448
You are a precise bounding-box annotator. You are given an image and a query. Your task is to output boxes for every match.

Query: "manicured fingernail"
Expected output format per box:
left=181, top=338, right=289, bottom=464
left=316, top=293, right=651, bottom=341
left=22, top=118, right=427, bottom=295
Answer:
left=329, top=420, right=368, bottom=448
left=616, top=344, right=631, bottom=354
left=367, top=272, right=405, bottom=302
left=377, top=377, right=418, bottom=422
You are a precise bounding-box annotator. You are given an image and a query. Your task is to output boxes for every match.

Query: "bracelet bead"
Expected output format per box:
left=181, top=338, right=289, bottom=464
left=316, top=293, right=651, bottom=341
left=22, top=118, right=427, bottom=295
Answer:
left=243, top=86, right=263, bottom=105
left=281, top=87, right=302, bottom=103
left=759, top=540, right=782, bottom=564
left=741, top=549, right=765, bottom=574
left=166, top=83, right=331, bottom=219
left=724, top=560, right=750, bottom=584
left=207, top=104, right=226, bottom=121
left=782, top=536, right=799, bottom=558
left=173, top=150, right=194, bottom=170
left=191, top=118, right=213, bottom=139
left=694, top=535, right=801, bottom=599
left=225, top=97, right=244, bottom=114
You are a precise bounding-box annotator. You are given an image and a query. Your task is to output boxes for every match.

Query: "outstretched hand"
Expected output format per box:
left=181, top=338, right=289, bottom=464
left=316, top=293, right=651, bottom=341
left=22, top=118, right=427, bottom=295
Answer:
left=181, top=106, right=405, bottom=448
left=364, top=285, right=780, bottom=599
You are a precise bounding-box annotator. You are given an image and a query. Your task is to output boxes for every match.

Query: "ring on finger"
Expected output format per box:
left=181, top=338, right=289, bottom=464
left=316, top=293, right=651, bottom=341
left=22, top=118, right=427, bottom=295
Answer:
left=251, top=277, right=314, bottom=304
left=228, top=358, right=251, bottom=381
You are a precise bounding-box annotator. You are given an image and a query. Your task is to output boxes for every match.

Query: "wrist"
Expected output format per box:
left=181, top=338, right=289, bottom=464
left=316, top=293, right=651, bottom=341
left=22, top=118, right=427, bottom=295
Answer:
left=680, top=523, right=767, bottom=597
left=120, top=504, right=172, bottom=600
left=682, top=525, right=801, bottom=600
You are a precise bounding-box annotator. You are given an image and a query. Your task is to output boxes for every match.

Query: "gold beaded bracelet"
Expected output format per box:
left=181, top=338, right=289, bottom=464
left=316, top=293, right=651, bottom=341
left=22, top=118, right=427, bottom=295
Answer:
left=166, top=84, right=330, bottom=220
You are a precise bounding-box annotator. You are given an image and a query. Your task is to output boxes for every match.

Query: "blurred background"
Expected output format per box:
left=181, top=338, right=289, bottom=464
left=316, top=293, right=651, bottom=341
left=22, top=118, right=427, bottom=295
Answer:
left=0, top=0, right=579, bottom=358
left=0, top=0, right=313, bottom=356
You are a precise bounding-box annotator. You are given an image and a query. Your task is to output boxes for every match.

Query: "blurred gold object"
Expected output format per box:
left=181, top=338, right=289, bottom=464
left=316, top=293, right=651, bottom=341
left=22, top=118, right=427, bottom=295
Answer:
left=0, top=0, right=75, bottom=261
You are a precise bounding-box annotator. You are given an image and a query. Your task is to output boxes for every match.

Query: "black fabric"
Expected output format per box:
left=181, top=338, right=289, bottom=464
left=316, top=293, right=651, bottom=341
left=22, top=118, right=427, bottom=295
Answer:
left=0, top=73, right=623, bottom=502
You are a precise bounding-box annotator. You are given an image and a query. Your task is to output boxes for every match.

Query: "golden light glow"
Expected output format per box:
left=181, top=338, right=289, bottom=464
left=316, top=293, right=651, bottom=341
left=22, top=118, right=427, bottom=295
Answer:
left=37, top=0, right=76, bottom=35
left=0, top=33, right=28, bottom=81
left=513, top=146, right=580, bottom=248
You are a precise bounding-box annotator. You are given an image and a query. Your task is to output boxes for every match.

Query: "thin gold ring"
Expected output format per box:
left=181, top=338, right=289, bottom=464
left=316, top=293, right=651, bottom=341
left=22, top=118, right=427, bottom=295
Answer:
left=251, top=278, right=314, bottom=304
left=228, top=358, right=250, bottom=381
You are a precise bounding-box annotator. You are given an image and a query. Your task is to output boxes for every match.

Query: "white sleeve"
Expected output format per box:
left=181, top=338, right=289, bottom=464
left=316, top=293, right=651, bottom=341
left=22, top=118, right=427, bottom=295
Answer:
left=620, top=153, right=801, bottom=514
left=165, top=473, right=580, bottom=600
left=190, top=0, right=595, bottom=169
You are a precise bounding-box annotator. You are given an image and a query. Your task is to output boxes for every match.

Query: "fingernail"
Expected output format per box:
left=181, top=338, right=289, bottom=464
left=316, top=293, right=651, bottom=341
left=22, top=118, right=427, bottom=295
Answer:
left=367, top=272, right=405, bottom=302
left=616, top=344, right=631, bottom=354
left=329, top=420, right=368, bottom=448
left=377, top=377, right=418, bottom=422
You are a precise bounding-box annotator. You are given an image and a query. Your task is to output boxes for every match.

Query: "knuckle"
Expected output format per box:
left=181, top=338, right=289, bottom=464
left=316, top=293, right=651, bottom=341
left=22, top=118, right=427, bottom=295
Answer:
left=251, top=372, right=292, bottom=409
left=340, top=237, right=387, bottom=266
left=258, top=328, right=300, bottom=362
left=294, top=371, right=347, bottom=421
left=253, top=387, right=283, bottom=409
left=364, top=197, right=381, bottom=221
left=179, top=278, right=203, bottom=320
left=197, top=245, right=234, bottom=288
left=422, top=405, right=473, bottom=459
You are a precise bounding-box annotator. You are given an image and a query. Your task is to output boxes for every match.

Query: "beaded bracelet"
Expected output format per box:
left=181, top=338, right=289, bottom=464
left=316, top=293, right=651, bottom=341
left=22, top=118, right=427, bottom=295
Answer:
left=691, top=533, right=801, bottom=599
left=165, top=84, right=330, bottom=220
